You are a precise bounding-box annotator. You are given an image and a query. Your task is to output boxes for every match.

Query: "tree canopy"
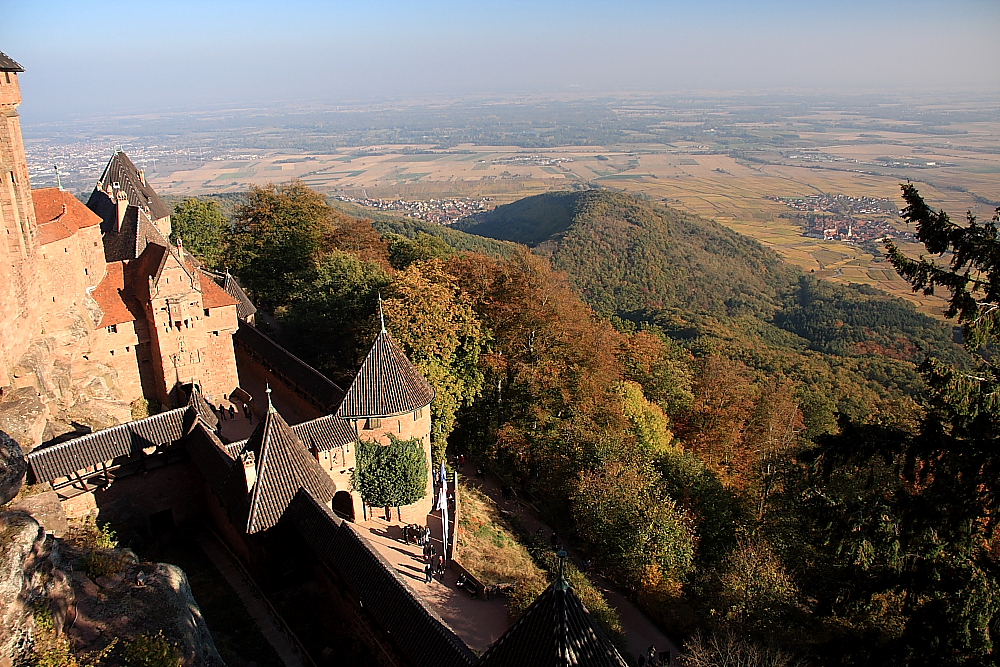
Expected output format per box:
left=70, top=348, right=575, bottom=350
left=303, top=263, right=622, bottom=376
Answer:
left=351, top=436, right=428, bottom=509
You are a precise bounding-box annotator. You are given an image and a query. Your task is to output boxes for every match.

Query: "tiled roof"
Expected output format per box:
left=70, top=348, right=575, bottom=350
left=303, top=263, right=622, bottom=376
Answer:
left=126, top=242, right=170, bottom=300
left=233, top=322, right=345, bottom=412
left=199, top=268, right=239, bottom=309
left=90, top=151, right=171, bottom=222
left=476, top=574, right=629, bottom=667
left=92, top=262, right=138, bottom=328
left=26, top=387, right=220, bottom=483
left=223, top=272, right=257, bottom=321
left=286, top=490, right=477, bottom=667
left=27, top=407, right=187, bottom=482
left=236, top=406, right=337, bottom=534
left=290, top=414, right=357, bottom=453
left=0, top=52, right=23, bottom=72
left=34, top=188, right=102, bottom=246
left=336, top=329, right=435, bottom=419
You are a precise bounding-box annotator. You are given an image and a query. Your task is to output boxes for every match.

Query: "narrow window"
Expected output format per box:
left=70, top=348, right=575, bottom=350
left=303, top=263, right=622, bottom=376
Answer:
left=84, top=268, right=88, bottom=275
left=110, top=350, right=115, bottom=356
left=4, top=72, right=10, bottom=84
left=213, top=331, right=219, bottom=336
left=125, top=346, right=130, bottom=352
left=204, top=308, right=210, bottom=317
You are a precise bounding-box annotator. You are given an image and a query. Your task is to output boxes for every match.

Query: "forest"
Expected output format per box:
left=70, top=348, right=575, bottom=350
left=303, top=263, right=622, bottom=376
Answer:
left=170, top=183, right=998, bottom=666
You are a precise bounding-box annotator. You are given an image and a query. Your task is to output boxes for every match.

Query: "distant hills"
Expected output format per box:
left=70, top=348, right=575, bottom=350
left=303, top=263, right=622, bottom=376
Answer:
left=456, top=190, right=793, bottom=318
left=454, top=189, right=966, bottom=368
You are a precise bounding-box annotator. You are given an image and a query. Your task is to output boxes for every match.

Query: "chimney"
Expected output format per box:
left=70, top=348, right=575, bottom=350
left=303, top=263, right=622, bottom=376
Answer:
left=115, top=189, right=128, bottom=232
left=139, top=169, right=146, bottom=187
left=242, top=451, right=257, bottom=492
left=176, top=236, right=184, bottom=261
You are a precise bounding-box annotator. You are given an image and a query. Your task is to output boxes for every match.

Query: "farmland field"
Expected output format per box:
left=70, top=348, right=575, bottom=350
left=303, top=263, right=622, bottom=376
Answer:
left=141, top=106, right=1000, bottom=317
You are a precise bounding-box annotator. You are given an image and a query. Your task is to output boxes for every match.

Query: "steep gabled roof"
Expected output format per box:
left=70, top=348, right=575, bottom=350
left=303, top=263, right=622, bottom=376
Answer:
left=233, top=322, right=345, bottom=412
left=223, top=272, right=257, bottom=321
left=34, top=188, right=102, bottom=246
left=476, top=570, right=629, bottom=667
left=237, top=403, right=337, bottom=534
left=0, top=52, right=24, bottom=72
left=89, top=150, right=171, bottom=222
left=337, top=329, right=435, bottom=419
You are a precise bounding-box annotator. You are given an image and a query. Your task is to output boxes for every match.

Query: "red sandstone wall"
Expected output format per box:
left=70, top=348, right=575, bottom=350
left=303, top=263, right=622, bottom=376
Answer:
left=0, top=70, right=39, bottom=387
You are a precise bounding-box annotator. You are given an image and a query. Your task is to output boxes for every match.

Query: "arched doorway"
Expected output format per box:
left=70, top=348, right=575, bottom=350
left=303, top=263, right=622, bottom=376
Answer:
left=333, top=491, right=355, bottom=522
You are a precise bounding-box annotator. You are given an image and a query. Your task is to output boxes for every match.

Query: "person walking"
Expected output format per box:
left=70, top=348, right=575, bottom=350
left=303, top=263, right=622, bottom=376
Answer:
left=424, top=562, right=433, bottom=584
left=228, top=405, right=236, bottom=421
left=218, top=403, right=226, bottom=420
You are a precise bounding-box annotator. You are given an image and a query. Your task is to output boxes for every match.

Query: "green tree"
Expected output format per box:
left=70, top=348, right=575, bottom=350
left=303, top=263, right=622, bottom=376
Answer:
left=169, top=197, right=228, bottom=269
left=387, top=232, right=455, bottom=270
left=224, top=181, right=333, bottom=308
left=281, top=250, right=392, bottom=385
left=793, top=186, right=1000, bottom=665
left=351, top=436, right=428, bottom=509
left=382, top=259, right=485, bottom=461
left=571, top=459, right=695, bottom=590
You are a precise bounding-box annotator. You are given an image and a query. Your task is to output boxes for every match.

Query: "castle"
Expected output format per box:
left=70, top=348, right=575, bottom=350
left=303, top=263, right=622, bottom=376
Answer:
left=3, top=51, right=630, bottom=667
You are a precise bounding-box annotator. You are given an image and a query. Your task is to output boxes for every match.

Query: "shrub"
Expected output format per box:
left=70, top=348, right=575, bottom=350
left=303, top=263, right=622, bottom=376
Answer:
left=123, top=631, right=181, bottom=667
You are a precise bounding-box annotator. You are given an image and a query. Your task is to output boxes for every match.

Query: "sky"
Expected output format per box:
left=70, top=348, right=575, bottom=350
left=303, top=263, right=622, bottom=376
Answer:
left=3, top=0, right=999, bottom=119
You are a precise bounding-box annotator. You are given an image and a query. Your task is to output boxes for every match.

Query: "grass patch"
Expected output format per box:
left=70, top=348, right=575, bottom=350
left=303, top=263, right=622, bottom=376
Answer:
left=456, top=483, right=627, bottom=653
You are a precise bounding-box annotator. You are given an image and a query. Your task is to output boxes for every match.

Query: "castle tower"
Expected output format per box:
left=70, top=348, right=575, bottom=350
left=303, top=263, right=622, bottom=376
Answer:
left=0, top=51, right=39, bottom=388
left=336, top=317, right=435, bottom=523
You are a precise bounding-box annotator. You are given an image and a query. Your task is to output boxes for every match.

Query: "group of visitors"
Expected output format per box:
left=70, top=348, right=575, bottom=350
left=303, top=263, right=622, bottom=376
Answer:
left=217, top=402, right=253, bottom=423
left=402, top=523, right=431, bottom=546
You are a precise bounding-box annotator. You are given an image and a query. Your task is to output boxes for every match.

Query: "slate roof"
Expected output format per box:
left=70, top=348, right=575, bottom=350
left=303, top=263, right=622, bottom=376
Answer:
left=236, top=404, right=337, bottom=534
left=477, top=571, right=629, bottom=667
left=286, top=490, right=477, bottom=667
left=89, top=151, right=171, bottom=221
left=337, top=328, right=435, bottom=419
left=233, top=322, right=345, bottom=412
left=26, top=387, right=219, bottom=482
left=33, top=188, right=102, bottom=246
left=0, top=52, right=24, bottom=72
left=223, top=272, right=257, bottom=321
left=95, top=203, right=169, bottom=262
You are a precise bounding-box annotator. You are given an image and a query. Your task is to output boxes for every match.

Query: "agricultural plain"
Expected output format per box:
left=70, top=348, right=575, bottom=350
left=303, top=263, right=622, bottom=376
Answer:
left=135, top=101, right=1000, bottom=316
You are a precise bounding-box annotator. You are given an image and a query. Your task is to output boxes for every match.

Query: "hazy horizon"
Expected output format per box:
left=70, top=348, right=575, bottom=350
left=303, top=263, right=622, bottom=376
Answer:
left=4, top=0, right=999, bottom=123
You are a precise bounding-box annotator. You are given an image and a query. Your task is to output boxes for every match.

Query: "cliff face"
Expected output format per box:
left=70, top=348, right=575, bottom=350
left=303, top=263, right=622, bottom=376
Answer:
left=0, top=510, right=225, bottom=667
left=2, top=298, right=133, bottom=453
left=1, top=440, right=223, bottom=667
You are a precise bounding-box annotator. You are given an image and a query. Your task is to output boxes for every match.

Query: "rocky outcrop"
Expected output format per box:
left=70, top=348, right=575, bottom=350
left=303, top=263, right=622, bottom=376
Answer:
left=0, top=390, right=48, bottom=454
left=0, top=510, right=224, bottom=666
left=4, top=305, right=132, bottom=452
left=0, top=431, right=26, bottom=504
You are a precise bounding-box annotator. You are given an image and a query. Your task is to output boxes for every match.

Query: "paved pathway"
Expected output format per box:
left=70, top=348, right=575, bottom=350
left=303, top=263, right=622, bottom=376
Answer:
left=461, top=460, right=679, bottom=662
left=195, top=534, right=308, bottom=667
left=356, top=514, right=512, bottom=652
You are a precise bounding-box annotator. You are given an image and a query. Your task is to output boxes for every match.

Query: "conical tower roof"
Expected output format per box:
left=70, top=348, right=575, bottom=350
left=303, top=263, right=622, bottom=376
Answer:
left=337, top=328, right=435, bottom=419
left=476, top=565, right=629, bottom=667
left=239, top=396, right=337, bottom=533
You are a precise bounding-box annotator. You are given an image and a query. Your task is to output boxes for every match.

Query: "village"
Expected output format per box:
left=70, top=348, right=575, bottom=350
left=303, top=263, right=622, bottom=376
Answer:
left=334, top=194, right=495, bottom=224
